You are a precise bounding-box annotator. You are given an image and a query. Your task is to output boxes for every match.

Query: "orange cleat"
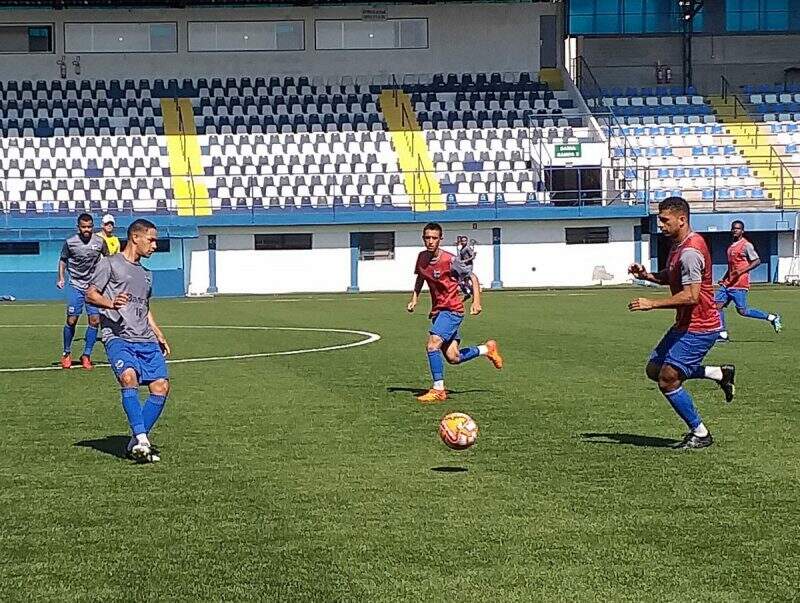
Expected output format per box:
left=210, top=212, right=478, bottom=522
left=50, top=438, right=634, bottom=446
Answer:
left=416, top=388, right=448, bottom=404
left=60, top=354, right=72, bottom=369
left=80, top=355, right=93, bottom=370
left=484, top=340, right=503, bottom=369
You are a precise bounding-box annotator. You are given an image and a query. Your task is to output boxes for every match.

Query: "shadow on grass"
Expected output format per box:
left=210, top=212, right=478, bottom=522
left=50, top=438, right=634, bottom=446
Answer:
left=431, top=466, right=468, bottom=473
left=580, top=432, right=679, bottom=448
left=74, top=435, right=129, bottom=459
left=387, top=386, right=492, bottom=396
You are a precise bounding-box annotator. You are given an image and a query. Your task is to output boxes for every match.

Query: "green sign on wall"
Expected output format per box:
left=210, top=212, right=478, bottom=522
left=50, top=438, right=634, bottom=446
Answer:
left=554, top=143, right=582, bottom=158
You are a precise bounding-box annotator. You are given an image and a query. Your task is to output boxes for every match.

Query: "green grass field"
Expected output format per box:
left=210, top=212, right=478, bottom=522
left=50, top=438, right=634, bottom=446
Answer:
left=1, top=288, right=799, bottom=601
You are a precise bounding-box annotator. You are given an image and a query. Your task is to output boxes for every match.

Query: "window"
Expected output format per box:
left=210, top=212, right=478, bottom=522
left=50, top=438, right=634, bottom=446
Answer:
left=726, top=0, right=792, bottom=31
left=118, top=239, right=171, bottom=253
left=254, top=234, right=312, bottom=250
left=316, top=19, right=427, bottom=50
left=565, top=227, right=610, bottom=245
left=189, top=21, right=304, bottom=52
left=0, top=241, right=39, bottom=255
left=0, top=25, right=52, bottom=53
left=65, top=22, right=177, bottom=53
left=568, top=0, right=704, bottom=34
left=357, top=232, right=395, bottom=260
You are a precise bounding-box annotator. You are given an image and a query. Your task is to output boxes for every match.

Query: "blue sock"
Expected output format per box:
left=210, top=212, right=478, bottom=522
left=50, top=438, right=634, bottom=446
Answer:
left=663, top=387, right=702, bottom=430
left=686, top=366, right=705, bottom=380
left=719, top=309, right=727, bottom=331
left=142, top=394, right=167, bottom=433
left=458, top=346, right=480, bottom=363
left=63, top=323, right=75, bottom=354
left=121, top=387, right=146, bottom=436
left=427, top=350, right=444, bottom=383
left=742, top=307, right=770, bottom=320
left=83, top=326, right=98, bottom=357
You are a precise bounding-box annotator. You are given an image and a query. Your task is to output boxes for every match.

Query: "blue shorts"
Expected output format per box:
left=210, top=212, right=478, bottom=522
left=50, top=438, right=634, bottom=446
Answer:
left=715, top=286, right=749, bottom=310
left=430, top=311, right=464, bottom=344
left=649, top=327, right=720, bottom=378
left=66, top=283, right=99, bottom=317
left=105, top=339, right=169, bottom=385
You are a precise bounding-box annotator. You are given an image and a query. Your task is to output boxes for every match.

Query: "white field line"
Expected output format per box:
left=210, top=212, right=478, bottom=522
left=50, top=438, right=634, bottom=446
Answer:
left=0, top=324, right=381, bottom=373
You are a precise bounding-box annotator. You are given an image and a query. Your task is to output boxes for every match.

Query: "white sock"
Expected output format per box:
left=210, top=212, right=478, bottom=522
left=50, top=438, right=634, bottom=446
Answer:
left=477, top=345, right=489, bottom=356
left=704, top=366, right=723, bottom=381
left=135, top=433, right=150, bottom=447
left=693, top=423, right=709, bottom=437
left=768, top=314, right=776, bottom=321
left=433, top=380, right=445, bottom=391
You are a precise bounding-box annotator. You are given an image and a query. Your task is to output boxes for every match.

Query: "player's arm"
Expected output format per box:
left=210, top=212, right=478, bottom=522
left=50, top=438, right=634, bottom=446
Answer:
left=407, top=275, right=425, bottom=313
left=628, top=263, right=668, bottom=285
left=469, top=273, right=482, bottom=315
left=85, top=259, right=127, bottom=309
left=148, top=310, right=171, bottom=357
left=629, top=249, right=703, bottom=312
left=86, top=285, right=129, bottom=310
left=56, top=242, right=68, bottom=289
left=100, top=238, right=110, bottom=257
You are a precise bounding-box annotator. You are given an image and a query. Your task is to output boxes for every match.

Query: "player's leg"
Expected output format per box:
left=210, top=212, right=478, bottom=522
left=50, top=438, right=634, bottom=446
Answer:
left=139, top=342, right=170, bottom=439
left=106, top=338, right=155, bottom=462
left=715, top=287, right=731, bottom=341
left=80, top=305, right=101, bottom=368
left=661, top=331, right=723, bottom=448
left=62, top=285, right=82, bottom=367
left=417, top=331, right=447, bottom=403
left=731, top=289, right=781, bottom=332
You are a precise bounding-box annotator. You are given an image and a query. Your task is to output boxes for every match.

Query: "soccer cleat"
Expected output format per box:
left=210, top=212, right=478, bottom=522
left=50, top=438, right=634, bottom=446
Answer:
left=129, top=443, right=152, bottom=463
left=672, top=431, right=714, bottom=450
left=718, top=364, right=736, bottom=404
left=60, top=353, right=72, bottom=369
left=80, top=355, right=93, bottom=370
left=416, top=388, right=448, bottom=404
left=772, top=315, right=783, bottom=333
left=484, top=340, right=503, bottom=369
left=716, top=332, right=731, bottom=344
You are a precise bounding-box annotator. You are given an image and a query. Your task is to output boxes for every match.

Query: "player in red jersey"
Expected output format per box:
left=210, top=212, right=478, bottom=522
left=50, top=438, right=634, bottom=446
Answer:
left=628, top=197, right=735, bottom=449
left=715, top=220, right=782, bottom=342
left=407, top=222, right=503, bottom=403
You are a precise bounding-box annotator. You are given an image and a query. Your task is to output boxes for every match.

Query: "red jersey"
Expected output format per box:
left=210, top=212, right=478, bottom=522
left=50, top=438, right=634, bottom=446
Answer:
left=666, top=233, right=721, bottom=333
left=414, top=250, right=465, bottom=318
left=725, top=237, right=759, bottom=290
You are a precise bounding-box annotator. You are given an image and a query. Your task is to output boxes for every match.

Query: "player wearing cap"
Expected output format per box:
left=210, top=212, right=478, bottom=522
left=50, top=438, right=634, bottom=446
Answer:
left=99, top=214, right=121, bottom=255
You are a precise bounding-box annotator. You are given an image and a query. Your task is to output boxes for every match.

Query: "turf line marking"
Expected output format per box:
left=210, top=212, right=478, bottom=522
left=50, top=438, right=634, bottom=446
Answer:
left=0, top=325, right=381, bottom=373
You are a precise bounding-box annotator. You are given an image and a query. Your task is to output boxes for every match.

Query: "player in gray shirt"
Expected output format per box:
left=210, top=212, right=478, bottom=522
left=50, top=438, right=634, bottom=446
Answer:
left=56, top=213, right=108, bottom=370
left=87, top=219, right=171, bottom=464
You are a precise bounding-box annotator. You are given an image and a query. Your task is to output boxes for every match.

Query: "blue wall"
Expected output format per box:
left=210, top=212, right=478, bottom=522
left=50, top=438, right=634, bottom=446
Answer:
left=0, top=240, right=186, bottom=300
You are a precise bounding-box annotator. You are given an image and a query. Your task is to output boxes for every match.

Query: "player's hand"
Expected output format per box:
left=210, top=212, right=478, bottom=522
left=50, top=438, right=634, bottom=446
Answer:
left=728, top=271, right=740, bottom=283
left=718, top=278, right=727, bottom=287
left=470, top=302, right=482, bottom=315
left=628, top=263, right=648, bottom=279
left=628, top=297, right=654, bottom=311
left=112, top=293, right=130, bottom=309
left=56, top=278, right=64, bottom=289
left=158, top=337, right=171, bottom=357
left=406, top=300, right=416, bottom=313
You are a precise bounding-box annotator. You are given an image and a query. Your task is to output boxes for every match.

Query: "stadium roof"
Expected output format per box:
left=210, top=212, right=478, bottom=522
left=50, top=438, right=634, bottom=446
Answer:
left=3, top=0, right=560, bottom=6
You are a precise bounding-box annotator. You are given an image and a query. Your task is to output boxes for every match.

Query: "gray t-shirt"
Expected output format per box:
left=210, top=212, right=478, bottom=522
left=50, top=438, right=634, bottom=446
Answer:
left=89, top=254, right=157, bottom=344
left=741, top=241, right=760, bottom=261
left=680, top=247, right=705, bottom=285
left=61, top=234, right=107, bottom=290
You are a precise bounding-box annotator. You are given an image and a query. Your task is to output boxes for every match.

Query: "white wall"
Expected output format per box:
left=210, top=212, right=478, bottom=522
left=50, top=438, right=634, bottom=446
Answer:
left=500, top=219, right=637, bottom=287
left=186, top=218, right=645, bottom=295
left=0, top=3, right=556, bottom=82
left=777, top=231, right=797, bottom=282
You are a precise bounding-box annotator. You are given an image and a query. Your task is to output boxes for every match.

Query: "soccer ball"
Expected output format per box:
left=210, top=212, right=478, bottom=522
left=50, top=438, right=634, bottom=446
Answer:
left=438, top=412, right=478, bottom=450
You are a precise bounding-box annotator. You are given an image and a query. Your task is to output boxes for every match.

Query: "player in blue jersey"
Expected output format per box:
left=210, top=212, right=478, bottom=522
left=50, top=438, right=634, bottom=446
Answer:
left=57, top=213, right=108, bottom=369
left=86, top=219, right=170, bottom=464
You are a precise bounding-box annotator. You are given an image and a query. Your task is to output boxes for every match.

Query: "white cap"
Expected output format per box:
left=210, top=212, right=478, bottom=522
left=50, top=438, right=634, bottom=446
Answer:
left=101, top=213, right=115, bottom=225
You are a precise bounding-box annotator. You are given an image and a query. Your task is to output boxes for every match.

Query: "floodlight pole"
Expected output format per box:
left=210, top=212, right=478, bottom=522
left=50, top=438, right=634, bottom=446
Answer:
left=680, top=0, right=704, bottom=94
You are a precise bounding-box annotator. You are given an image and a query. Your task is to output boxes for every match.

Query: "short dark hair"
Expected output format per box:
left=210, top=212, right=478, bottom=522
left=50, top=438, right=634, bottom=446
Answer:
left=658, top=196, right=690, bottom=218
left=127, top=219, right=157, bottom=239
left=422, top=222, right=442, bottom=236
left=731, top=220, right=745, bottom=229
left=77, top=213, right=93, bottom=224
